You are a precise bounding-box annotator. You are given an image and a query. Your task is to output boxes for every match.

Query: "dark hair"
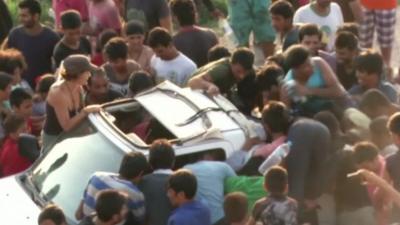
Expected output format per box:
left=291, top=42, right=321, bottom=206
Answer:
left=359, top=89, right=391, bottom=114
left=208, top=45, right=231, bottom=62
left=168, top=169, right=197, bottom=199
left=3, top=113, right=26, bottom=134
left=265, top=166, right=288, bottom=194
left=38, top=204, right=66, bottom=225
left=0, top=72, right=13, bottom=90
left=96, top=29, right=118, bottom=53
left=284, top=44, right=310, bottom=68
left=262, top=101, right=290, bottom=134
left=148, top=27, right=172, bottom=48
left=0, top=48, right=27, bottom=74
left=223, top=192, right=248, bottom=223
left=231, top=48, right=254, bottom=71
left=314, top=111, right=342, bottom=137
left=388, top=112, right=400, bottom=135
left=352, top=141, right=379, bottom=164
left=170, top=0, right=196, bottom=26
left=37, top=74, right=56, bottom=93
left=10, top=88, right=32, bottom=108
left=88, top=68, right=107, bottom=86
left=60, top=10, right=82, bottom=29
left=299, top=23, right=322, bottom=42
left=354, top=50, right=383, bottom=75
left=128, top=70, right=154, bottom=95
left=335, top=31, right=358, bottom=51
left=370, top=116, right=389, bottom=136
left=266, top=53, right=286, bottom=71
left=118, top=152, right=148, bottom=179
left=256, top=64, right=284, bottom=91
left=149, top=139, right=175, bottom=170
left=18, top=0, right=41, bottom=15
left=104, top=37, right=128, bottom=61
left=125, top=20, right=145, bottom=36
left=336, top=22, right=359, bottom=37
left=269, top=0, right=294, bottom=19
left=95, top=190, right=128, bottom=222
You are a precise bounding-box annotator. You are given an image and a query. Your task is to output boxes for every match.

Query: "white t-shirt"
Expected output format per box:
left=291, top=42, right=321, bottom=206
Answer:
left=293, top=3, right=344, bottom=51
left=150, top=52, right=197, bottom=87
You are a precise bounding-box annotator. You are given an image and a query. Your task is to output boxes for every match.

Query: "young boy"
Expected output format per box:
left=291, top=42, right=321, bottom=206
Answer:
left=248, top=166, right=297, bottom=225
left=269, top=0, right=299, bottom=53
left=167, top=169, right=211, bottom=225
left=0, top=114, right=31, bottom=177
left=9, top=88, right=34, bottom=134
left=102, top=37, right=141, bottom=96
left=38, top=204, right=67, bottom=225
left=349, top=50, right=398, bottom=104
left=53, top=10, right=91, bottom=67
left=124, top=21, right=154, bottom=73
left=214, top=192, right=249, bottom=225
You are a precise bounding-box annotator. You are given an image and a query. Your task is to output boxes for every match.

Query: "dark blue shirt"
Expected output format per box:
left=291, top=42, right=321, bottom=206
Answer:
left=348, top=81, right=399, bottom=104
left=167, top=201, right=211, bottom=225
left=8, top=25, right=59, bottom=88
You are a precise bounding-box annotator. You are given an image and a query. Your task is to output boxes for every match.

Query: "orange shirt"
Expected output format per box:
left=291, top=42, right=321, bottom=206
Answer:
left=361, top=0, right=397, bottom=9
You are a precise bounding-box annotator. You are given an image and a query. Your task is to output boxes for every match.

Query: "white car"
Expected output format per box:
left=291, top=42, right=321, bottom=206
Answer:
left=0, top=81, right=261, bottom=224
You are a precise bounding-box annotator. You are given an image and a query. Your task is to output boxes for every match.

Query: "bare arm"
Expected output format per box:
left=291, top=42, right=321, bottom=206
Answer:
left=75, top=200, right=84, bottom=220
left=48, top=91, right=100, bottom=132
left=308, top=58, right=345, bottom=98
left=349, top=0, right=364, bottom=24
left=188, top=73, right=220, bottom=95
left=159, top=16, right=172, bottom=32
left=246, top=217, right=256, bottom=225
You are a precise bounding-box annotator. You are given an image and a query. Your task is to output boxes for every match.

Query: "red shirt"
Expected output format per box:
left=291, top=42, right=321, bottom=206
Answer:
left=361, top=0, right=397, bottom=9
left=0, top=137, right=32, bottom=177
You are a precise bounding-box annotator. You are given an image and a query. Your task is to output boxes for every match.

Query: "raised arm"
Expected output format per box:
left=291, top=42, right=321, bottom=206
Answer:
left=187, top=73, right=220, bottom=95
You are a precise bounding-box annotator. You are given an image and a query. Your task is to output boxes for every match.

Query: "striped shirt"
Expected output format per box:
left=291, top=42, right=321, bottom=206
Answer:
left=82, top=172, right=145, bottom=221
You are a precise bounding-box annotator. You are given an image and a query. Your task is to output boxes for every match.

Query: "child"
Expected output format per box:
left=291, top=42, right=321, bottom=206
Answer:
left=53, top=10, right=92, bottom=67
left=167, top=169, right=211, bottom=225
left=128, top=70, right=154, bottom=97
left=102, top=37, right=141, bottom=96
left=248, top=166, right=297, bottom=225
left=91, top=29, right=118, bottom=66
left=9, top=88, right=35, bottom=135
left=124, top=21, right=154, bottom=73
left=214, top=192, right=249, bottom=225
left=0, top=114, right=32, bottom=177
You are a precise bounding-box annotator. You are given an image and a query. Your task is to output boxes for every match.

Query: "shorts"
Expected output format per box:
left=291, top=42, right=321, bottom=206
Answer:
left=359, top=8, right=396, bottom=48
left=227, top=0, right=276, bottom=45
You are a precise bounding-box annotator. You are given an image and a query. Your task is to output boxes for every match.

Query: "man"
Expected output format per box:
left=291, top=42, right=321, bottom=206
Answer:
left=170, top=0, right=218, bottom=67
left=184, top=150, right=236, bottom=223
left=79, top=190, right=129, bottom=225
left=148, top=27, right=197, bottom=87
left=349, top=50, right=398, bottom=104
left=53, top=10, right=91, bottom=67
left=298, top=23, right=336, bottom=71
left=75, top=152, right=148, bottom=224
left=139, top=139, right=175, bottom=225
left=188, top=48, right=254, bottom=96
left=294, top=0, right=344, bottom=51
left=38, top=204, right=67, bottom=225
left=269, top=0, right=299, bottom=53
left=85, top=68, right=122, bottom=105
left=359, top=0, right=397, bottom=69
left=0, top=73, right=13, bottom=142
left=7, top=0, right=59, bottom=88
left=167, top=169, right=211, bottom=225
left=226, top=0, right=275, bottom=58
left=334, top=31, right=360, bottom=90
left=124, top=0, right=172, bottom=32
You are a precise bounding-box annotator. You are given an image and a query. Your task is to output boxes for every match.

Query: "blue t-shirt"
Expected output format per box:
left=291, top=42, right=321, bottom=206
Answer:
left=184, top=161, right=236, bottom=223
left=8, top=26, right=59, bottom=87
left=167, top=201, right=211, bottom=225
left=348, top=81, right=399, bottom=104
left=285, top=58, right=325, bottom=88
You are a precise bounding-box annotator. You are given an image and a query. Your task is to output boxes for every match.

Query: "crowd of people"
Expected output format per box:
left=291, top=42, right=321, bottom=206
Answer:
left=1, top=0, right=400, bottom=224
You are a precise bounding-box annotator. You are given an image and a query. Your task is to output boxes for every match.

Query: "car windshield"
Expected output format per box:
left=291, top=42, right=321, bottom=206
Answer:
left=30, top=119, right=124, bottom=223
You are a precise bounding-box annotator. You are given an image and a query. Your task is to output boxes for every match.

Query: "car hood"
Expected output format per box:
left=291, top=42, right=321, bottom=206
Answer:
left=0, top=176, right=40, bottom=224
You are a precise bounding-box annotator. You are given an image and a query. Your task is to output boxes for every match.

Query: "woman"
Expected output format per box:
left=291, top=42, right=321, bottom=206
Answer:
left=280, top=45, right=349, bottom=116
left=42, top=55, right=100, bottom=150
